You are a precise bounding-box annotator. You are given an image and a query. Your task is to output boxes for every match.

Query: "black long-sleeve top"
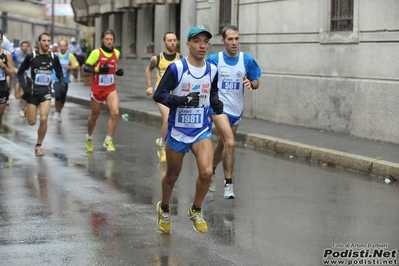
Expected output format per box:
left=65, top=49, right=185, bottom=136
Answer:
left=17, top=51, right=64, bottom=91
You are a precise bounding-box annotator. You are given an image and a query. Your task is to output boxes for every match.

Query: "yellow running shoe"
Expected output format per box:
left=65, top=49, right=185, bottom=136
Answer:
left=157, top=201, right=171, bottom=234
left=159, top=148, right=166, bottom=163
left=156, top=138, right=166, bottom=162
left=156, top=138, right=163, bottom=148
left=188, top=204, right=208, bottom=233
left=86, top=138, right=93, bottom=152
left=103, top=139, right=115, bottom=152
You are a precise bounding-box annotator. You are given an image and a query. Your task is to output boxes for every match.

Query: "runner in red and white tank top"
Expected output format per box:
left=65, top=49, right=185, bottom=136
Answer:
left=91, top=48, right=119, bottom=102
left=83, top=29, right=124, bottom=153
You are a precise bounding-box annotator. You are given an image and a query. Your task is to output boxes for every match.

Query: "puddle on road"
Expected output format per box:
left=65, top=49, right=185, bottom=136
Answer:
left=0, top=124, right=34, bottom=147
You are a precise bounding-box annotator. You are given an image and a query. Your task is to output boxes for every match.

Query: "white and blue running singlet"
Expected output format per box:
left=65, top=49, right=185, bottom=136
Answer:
left=168, top=58, right=218, bottom=143
left=52, top=52, right=71, bottom=83
left=217, top=51, right=246, bottom=117
left=1, top=35, right=14, bottom=54
left=15, top=51, right=26, bottom=69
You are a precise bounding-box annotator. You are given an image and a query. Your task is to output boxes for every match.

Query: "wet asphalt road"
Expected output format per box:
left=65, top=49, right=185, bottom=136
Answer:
left=0, top=100, right=399, bottom=266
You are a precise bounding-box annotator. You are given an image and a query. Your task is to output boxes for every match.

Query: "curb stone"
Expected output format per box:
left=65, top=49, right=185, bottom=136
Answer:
left=66, top=95, right=399, bottom=181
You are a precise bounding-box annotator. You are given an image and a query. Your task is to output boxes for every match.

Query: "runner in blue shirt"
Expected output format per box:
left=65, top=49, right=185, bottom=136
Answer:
left=51, top=40, right=79, bottom=122
left=206, top=25, right=262, bottom=199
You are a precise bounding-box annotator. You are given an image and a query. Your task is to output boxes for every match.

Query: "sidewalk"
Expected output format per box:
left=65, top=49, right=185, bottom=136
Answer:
left=66, top=82, right=399, bottom=181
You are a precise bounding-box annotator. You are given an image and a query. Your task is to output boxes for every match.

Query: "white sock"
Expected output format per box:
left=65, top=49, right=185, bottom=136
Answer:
left=86, top=134, right=92, bottom=139
left=105, top=136, right=112, bottom=141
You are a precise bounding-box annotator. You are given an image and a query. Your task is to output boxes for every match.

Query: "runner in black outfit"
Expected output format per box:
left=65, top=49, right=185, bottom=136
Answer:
left=0, top=30, right=14, bottom=125
left=18, top=32, right=65, bottom=156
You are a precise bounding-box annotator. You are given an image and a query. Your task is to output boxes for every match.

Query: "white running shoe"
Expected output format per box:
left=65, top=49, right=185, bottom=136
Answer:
left=19, top=110, right=25, bottom=118
left=53, top=112, right=61, bottom=122
left=208, top=174, right=216, bottom=192
left=223, top=182, right=236, bottom=200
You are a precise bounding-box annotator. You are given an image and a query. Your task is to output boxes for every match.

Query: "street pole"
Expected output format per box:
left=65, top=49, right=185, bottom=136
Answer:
left=51, top=0, right=55, bottom=41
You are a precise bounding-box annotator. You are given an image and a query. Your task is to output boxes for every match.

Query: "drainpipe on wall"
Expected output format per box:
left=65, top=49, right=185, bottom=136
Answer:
left=180, top=0, right=197, bottom=56
left=194, top=0, right=197, bottom=26
left=236, top=0, right=239, bottom=26
left=1, top=12, right=8, bottom=33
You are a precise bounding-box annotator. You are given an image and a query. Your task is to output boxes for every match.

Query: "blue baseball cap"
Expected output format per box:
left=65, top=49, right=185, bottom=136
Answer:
left=186, top=26, right=212, bottom=41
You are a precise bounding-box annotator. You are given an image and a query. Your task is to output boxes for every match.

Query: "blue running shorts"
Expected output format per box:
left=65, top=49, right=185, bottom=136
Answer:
left=166, top=129, right=212, bottom=153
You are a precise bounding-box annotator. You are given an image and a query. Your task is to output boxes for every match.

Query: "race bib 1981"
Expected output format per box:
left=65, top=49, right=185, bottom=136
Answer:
left=175, top=107, right=204, bottom=128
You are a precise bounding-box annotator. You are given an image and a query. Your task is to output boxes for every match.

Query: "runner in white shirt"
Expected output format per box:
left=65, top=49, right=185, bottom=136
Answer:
left=1, top=35, right=15, bottom=55
left=68, top=37, right=82, bottom=80
left=206, top=25, right=262, bottom=199
left=153, top=26, right=224, bottom=234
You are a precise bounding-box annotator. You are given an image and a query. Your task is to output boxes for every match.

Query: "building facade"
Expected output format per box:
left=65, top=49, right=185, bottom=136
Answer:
left=71, top=0, right=399, bottom=144
left=0, top=0, right=84, bottom=46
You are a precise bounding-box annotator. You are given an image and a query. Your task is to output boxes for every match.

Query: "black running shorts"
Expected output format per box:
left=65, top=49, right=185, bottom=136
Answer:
left=23, top=87, right=52, bottom=106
